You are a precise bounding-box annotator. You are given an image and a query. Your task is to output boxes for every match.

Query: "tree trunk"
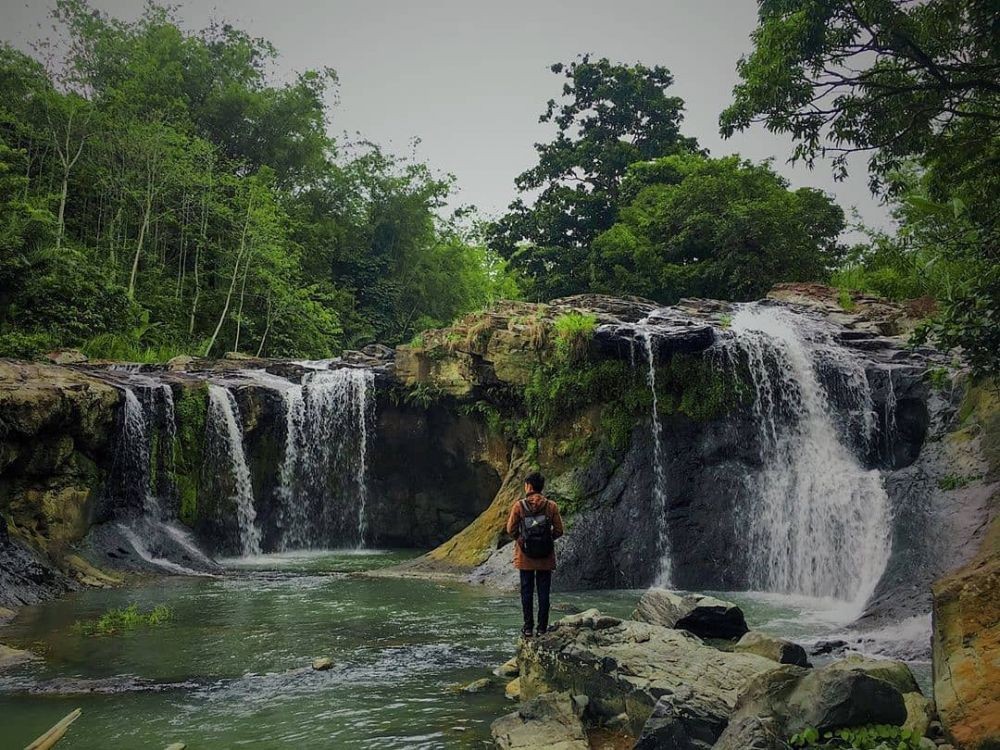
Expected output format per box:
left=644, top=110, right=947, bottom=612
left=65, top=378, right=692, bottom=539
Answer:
left=204, top=194, right=254, bottom=357
left=127, top=182, right=152, bottom=299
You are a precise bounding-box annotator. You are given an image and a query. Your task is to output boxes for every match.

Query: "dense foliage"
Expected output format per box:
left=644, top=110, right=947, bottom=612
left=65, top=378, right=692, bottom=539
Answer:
left=592, top=153, right=846, bottom=302
left=722, top=0, right=999, bottom=378
left=489, top=55, right=848, bottom=305
left=0, top=1, right=513, bottom=360
left=488, top=56, right=701, bottom=300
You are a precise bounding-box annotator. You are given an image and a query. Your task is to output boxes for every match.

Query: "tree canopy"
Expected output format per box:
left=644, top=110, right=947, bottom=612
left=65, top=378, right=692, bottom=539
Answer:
left=0, top=0, right=513, bottom=361
left=488, top=55, right=700, bottom=300
left=591, top=154, right=846, bottom=303
left=722, top=0, right=999, bottom=378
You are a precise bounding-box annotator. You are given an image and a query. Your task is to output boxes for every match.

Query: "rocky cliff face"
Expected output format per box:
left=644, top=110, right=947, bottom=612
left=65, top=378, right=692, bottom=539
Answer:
left=0, top=287, right=996, bottom=747
left=391, top=288, right=994, bottom=638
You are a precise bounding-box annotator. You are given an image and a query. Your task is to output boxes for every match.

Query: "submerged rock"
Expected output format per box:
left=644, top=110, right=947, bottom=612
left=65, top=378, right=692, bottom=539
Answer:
left=0, top=643, right=37, bottom=671
left=734, top=631, right=809, bottom=668
left=491, top=691, right=588, bottom=750
left=494, top=656, right=520, bottom=678
left=632, top=589, right=748, bottom=640
left=461, top=677, right=492, bottom=693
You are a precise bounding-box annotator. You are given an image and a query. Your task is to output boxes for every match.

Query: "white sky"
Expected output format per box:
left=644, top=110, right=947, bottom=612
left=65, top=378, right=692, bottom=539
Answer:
left=0, top=0, right=892, bottom=237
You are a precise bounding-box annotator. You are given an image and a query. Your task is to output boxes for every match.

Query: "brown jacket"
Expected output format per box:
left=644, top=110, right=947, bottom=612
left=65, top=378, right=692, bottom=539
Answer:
left=506, top=493, right=564, bottom=571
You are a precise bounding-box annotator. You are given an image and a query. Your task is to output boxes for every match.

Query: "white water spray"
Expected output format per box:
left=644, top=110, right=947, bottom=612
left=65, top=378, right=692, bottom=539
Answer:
left=726, top=305, right=891, bottom=614
left=277, top=368, right=374, bottom=549
left=207, top=385, right=262, bottom=557
left=637, top=328, right=672, bottom=586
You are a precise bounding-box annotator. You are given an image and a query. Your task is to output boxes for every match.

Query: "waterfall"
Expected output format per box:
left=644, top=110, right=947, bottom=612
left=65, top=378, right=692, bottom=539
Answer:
left=207, top=385, right=262, bottom=557
left=725, top=305, right=891, bottom=612
left=106, top=382, right=177, bottom=518
left=637, top=329, right=672, bottom=586
left=277, top=368, right=374, bottom=550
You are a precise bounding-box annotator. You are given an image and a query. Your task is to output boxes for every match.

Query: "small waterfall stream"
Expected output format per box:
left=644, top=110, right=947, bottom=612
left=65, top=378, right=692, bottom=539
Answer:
left=723, top=305, right=891, bottom=613
left=636, top=328, right=672, bottom=586
left=206, top=385, right=262, bottom=557
left=277, top=368, right=374, bottom=550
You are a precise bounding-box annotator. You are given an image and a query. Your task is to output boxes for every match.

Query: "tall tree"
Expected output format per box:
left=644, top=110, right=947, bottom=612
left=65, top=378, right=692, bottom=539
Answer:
left=591, top=153, right=846, bottom=303
left=720, top=0, right=999, bottom=377
left=489, top=55, right=699, bottom=300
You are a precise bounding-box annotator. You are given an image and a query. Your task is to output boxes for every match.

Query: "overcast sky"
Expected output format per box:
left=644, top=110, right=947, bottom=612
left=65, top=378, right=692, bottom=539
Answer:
left=0, top=0, right=891, bottom=236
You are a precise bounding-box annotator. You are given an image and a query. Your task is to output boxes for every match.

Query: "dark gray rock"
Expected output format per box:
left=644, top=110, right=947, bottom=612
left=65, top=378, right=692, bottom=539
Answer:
left=712, top=715, right=789, bottom=750
left=633, top=589, right=749, bottom=640
left=634, top=691, right=729, bottom=750
left=735, top=632, right=810, bottom=668
left=729, top=659, right=908, bottom=737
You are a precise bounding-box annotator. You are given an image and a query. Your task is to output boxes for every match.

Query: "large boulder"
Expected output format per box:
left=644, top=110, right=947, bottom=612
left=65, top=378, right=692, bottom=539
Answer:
left=932, top=514, right=1000, bottom=750
left=822, top=654, right=919, bottom=695
left=632, top=589, right=749, bottom=640
left=491, top=692, right=589, bottom=750
left=734, top=631, right=809, bottom=668
left=728, top=659, right=907, bottom=738
left=518, top=609, right=775, bottom=736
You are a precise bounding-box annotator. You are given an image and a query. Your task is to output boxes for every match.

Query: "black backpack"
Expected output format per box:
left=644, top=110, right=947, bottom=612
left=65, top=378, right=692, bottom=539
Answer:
left=518, top=497, right=554, bottom=559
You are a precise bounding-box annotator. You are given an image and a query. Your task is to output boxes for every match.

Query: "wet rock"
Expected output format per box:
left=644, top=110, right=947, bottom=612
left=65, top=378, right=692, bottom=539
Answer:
left=632, top=589, right=748, bottom=640
left=495, top=656, right=519, bottom=678
left=712, top=715, right=789, bottom=750
left=518, top=611, right=775, bottom=735
left=932, top=513, right=1000, bottom=750
left=491, top=692, right=589, bottom=750
left=823, top=654, right=919, bottom=695
left=727, top=660, right=907, bottom=737
left=810, top=639, right=848, bottom=656
left=903, top=691, right=934, bottom=739
left=734, top=631, right=810, bottom=667
left=461, top=677, right=492, bottom=693
left=0, top=643, right=37, bottom=671
left=311, top=657, right=333, bottom=671
left=633, top=690, right=730, bottom=750
left=505, top=677, right=521, bottom=701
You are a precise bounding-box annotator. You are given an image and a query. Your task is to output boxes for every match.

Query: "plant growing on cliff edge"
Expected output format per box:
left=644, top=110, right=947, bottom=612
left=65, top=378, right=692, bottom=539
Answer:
left=837, top=289, right=857, bottom=312
left=789, top=724, right=921, bottom=750
left=403, top=383, right=447, bottom=409
left=74, top=603, right=172, bottom=636
left=553, top=313, right=597, bottom=363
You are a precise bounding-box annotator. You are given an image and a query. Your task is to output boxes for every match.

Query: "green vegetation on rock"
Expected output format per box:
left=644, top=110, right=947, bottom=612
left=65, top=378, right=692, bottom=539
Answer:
left=789, top=724, right=923, bottom=750
left=73, top=603, right=172, bottom=636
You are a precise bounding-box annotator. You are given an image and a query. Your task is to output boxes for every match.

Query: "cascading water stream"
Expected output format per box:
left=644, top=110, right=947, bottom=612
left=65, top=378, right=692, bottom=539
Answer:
left=207, top=385, right=262, bottom=557
left=277, top=368, right=374, bottom=550
left=723, top=305, right=891, bottom=615
left=637, top=328, right=672, bottom=586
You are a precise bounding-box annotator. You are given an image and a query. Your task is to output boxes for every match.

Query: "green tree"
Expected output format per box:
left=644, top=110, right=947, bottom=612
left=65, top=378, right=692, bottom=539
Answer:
left=721, top=0, right=999, bottom=378
left=591, top=153, right=846, bottom=302
left=489, top=55, right=699, bottom=300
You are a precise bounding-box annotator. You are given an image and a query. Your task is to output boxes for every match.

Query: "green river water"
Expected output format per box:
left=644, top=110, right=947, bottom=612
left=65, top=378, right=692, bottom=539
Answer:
left=0, top=550, right=926, bottom=749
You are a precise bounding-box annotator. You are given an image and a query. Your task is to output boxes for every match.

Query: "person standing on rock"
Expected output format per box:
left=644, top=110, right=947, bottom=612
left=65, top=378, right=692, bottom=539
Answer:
left=506, top=471, right=564, bottom=638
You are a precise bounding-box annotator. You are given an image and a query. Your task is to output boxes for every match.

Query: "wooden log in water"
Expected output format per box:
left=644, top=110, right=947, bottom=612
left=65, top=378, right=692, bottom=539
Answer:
left=24, top=708, right=81, bottom=750
left=164, top=744, right=187, bottom=750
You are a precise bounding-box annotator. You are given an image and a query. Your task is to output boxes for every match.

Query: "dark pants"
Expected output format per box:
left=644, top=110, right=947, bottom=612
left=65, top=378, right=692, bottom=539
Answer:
left=519, top=569, right=552, bottom=631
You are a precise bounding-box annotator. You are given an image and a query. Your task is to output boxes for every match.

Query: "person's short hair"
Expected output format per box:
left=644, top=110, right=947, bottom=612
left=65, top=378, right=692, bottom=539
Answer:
left=525, top=471, right=545, bottom=493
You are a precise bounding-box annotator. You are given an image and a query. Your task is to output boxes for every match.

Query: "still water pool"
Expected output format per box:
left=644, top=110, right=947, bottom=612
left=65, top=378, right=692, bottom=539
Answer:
left=0, top=551, right=925, bottom=749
